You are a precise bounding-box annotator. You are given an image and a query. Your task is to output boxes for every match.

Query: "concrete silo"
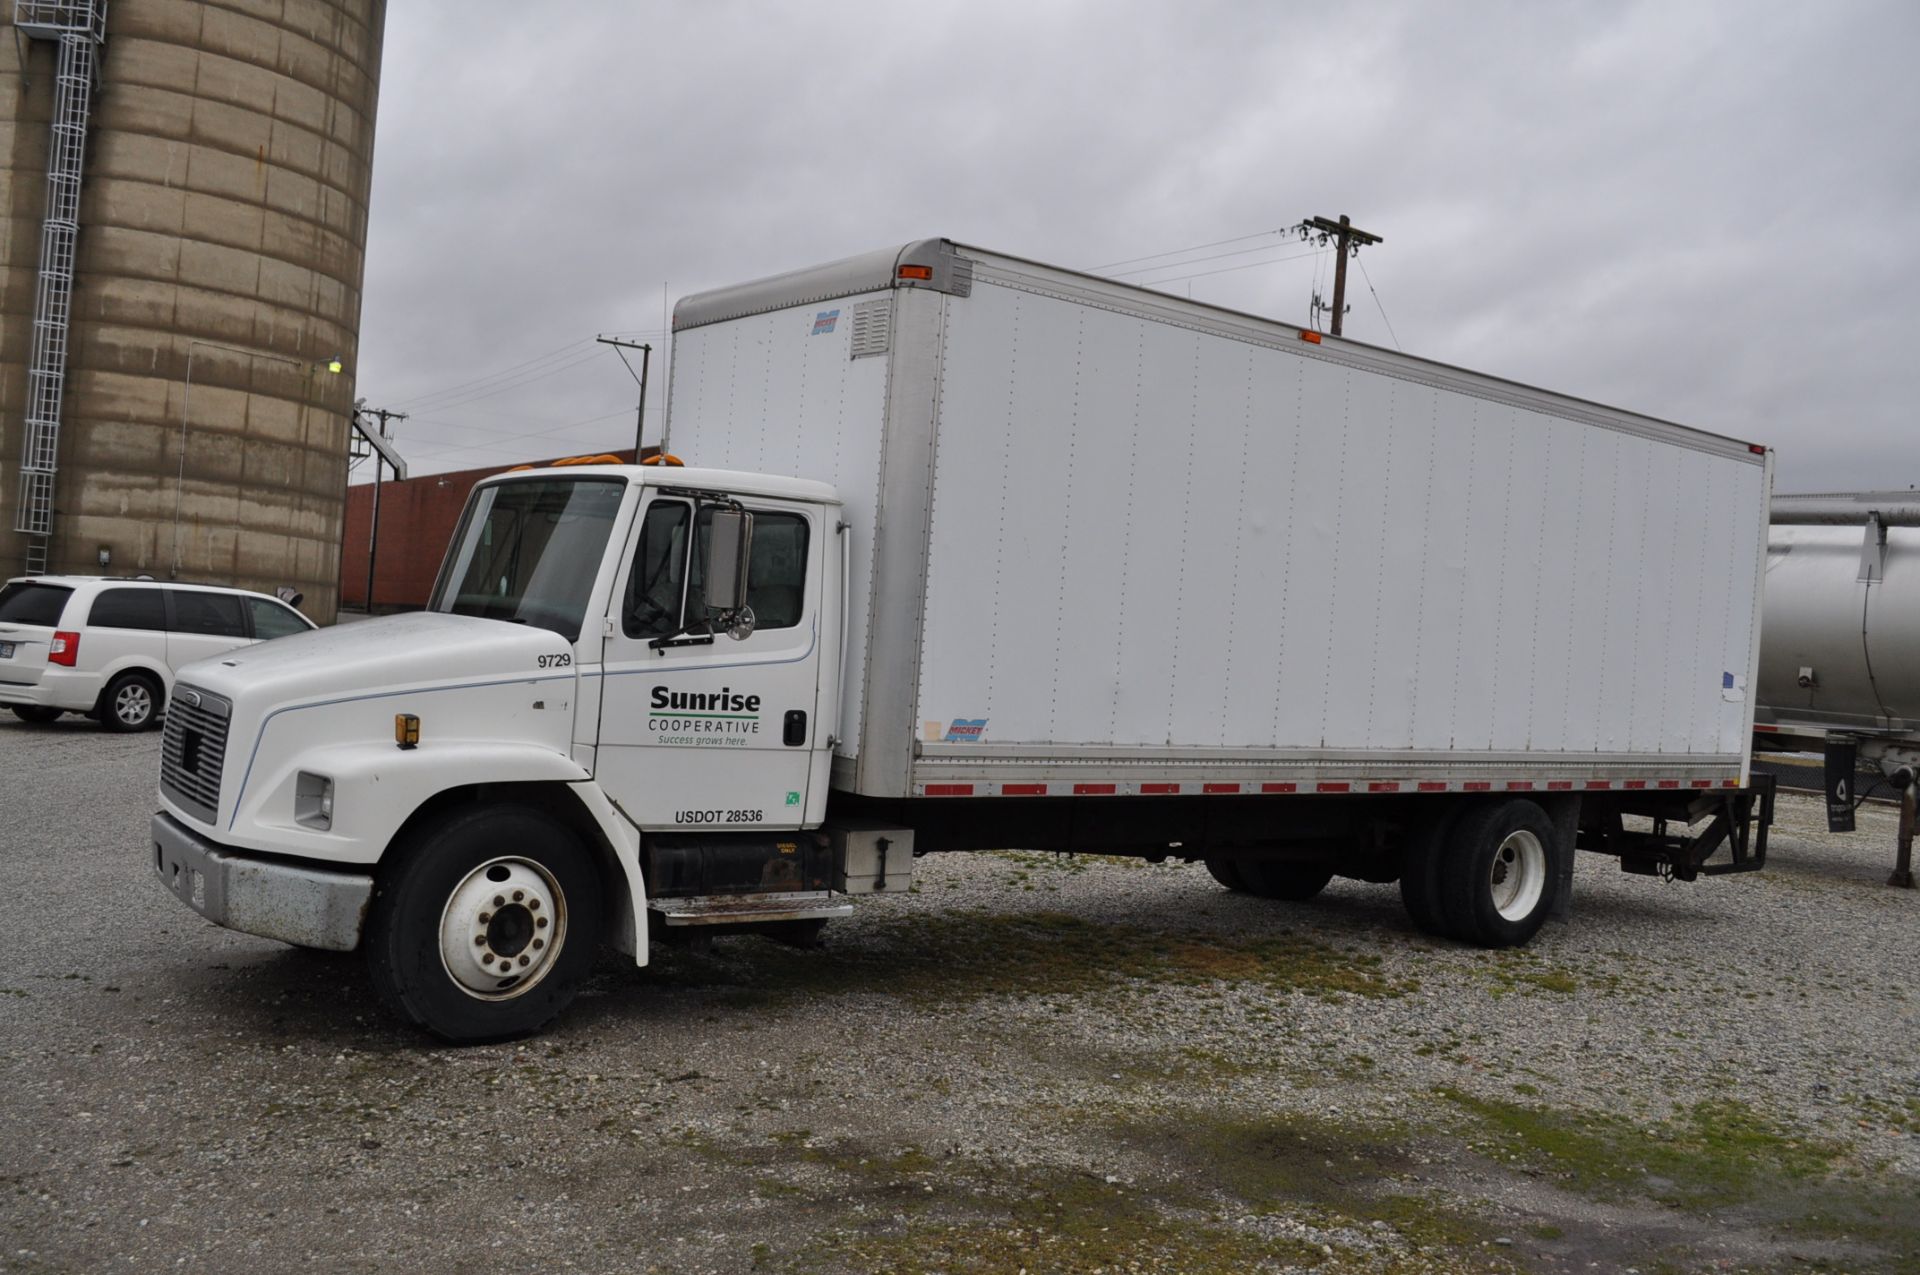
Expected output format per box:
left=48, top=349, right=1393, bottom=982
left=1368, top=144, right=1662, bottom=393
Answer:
left=1, top=0, right=386, bottom=621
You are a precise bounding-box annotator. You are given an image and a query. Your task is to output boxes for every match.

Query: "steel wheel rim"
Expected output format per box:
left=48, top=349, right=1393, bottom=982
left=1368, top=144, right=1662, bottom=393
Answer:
left=115, top=683, right=151, bottom=726
left=1488, top=829, right=1546, bottom=921
left=439, top=856, right=568, bottom=1001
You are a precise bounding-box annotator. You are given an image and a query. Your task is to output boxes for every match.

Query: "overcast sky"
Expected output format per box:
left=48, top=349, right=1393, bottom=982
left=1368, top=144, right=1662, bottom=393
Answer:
left=355, top=0, right=1918, bottom=492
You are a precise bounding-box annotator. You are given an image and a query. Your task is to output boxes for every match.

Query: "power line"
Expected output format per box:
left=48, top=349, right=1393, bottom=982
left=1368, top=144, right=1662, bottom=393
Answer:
left=386, top=337, right=594, bottom=409
left=1103, top=238, right=1317, bottom=280
left=1134, top=246, right=1327, bottom=288
left=395, top=406, right=636, bottom=467
left=1086, top=228, right=1286, bottom=273
left=1355, top=256, right=1402, bottom=351
left=402, top=346, right=610, bottom=415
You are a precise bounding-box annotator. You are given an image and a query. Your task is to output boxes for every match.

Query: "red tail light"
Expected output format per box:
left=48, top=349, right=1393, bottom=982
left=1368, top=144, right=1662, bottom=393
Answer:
left=48, top=631, right=79, bottom=666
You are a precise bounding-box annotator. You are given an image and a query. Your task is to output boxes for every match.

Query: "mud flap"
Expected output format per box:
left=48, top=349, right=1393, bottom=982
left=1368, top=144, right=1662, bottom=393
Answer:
left=1543, top=795, right=1579, bottom=921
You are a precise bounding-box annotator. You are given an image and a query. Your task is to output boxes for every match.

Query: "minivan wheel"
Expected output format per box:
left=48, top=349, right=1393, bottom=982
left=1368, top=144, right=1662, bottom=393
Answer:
left=100, top=672, right=162, bottom=732
left=9, top=705, right=62, bottom=724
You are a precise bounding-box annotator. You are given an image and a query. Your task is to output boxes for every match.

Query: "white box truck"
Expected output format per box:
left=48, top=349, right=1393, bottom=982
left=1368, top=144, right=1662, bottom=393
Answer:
left=152, top=239, right=1776, bottom=1041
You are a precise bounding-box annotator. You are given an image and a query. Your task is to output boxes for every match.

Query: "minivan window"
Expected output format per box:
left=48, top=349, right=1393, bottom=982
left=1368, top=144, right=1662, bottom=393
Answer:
left=169, top=590, right=247, bottom=638
left=0, top=582, right=72, bottom=626
left=89, top=588, right=167, bottom=631
left=247, top=598, right=309, bottom=640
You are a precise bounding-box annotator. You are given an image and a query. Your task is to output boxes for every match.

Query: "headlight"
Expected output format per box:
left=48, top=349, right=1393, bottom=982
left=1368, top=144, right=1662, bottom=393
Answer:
left=295, top=772, right=334, bottom=830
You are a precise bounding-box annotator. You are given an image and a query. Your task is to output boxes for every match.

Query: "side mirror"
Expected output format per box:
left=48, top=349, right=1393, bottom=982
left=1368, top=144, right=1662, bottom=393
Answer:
left=703, top=509, right=754, bottom=615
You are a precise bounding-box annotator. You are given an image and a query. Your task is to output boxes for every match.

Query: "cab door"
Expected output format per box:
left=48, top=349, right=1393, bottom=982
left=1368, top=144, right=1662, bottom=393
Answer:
left=594, top=492, right=823, bottom=830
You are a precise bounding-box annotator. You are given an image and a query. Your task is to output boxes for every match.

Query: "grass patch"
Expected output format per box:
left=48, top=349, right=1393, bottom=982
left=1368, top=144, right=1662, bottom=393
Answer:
left=648, top=909, right=1417, bottom=1010
left=1108, top=1110, right=1502, bottom=1257
left=1441, top=1089, right=1841, bottom=1209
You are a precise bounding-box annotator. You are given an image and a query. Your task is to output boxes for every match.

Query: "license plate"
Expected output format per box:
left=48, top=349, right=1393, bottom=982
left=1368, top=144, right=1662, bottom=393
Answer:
left=0, top=642, right=13, bottom=659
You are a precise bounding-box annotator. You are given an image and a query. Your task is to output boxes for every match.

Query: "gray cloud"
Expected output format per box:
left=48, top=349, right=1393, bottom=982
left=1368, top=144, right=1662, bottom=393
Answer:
left=356, top=0, right=1919, bottom=491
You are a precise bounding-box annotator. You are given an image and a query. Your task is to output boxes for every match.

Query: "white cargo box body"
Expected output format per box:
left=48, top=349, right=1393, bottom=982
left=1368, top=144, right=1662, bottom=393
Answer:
left=667, top=240, right=1771, bottom=802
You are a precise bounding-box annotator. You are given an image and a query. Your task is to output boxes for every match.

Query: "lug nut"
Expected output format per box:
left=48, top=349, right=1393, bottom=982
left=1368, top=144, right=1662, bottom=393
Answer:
left=532, top=938, right=544, bottom=950
left=536, top=916, right=548, bottom=929
left=474, top=935, right=486, bottom=946
left=512, top=890, right=524, bottom=902
left=528, top=900, right=540, bottom=911
left=482, top=954, right=494, bottom=966
left=479, top=911, right=492, bottom=924
left=493, top=895, right=505, bottom=908
left=517, top=955, right=529, bottom=967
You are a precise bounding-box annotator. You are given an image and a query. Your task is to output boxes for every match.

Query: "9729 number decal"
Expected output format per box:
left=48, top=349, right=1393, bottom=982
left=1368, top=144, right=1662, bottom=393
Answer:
left=537, top=652, right=572, bottom=669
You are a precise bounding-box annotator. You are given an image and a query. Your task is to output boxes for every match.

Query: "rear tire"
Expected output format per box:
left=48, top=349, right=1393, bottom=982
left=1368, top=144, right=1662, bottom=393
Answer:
left=9, top=705, right=61, bottom=724
left=364, top=805, right=604, bottom=1043
left=1399, top=803, right=1463, bottom=937
left=1437, top=799, right=1559, bottom=948
left=1203, top=857, right=1249, bottom=891
left=100, top=672, right=162, bottom=732
left=1235, top=860, right=1335, bottom=901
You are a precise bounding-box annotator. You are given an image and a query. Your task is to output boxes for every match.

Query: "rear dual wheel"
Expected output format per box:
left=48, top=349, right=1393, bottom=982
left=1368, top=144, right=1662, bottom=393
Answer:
left=1403, top=798, right=1559, bottom=947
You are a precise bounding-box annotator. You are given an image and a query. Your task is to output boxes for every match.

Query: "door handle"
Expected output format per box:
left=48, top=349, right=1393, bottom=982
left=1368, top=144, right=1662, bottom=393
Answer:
left=783, top=710, right=807, bottom=747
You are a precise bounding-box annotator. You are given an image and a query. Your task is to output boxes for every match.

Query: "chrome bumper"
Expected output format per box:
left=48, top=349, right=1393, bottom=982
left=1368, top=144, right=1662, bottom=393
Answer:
left=152, top=812, right=374, bottom=952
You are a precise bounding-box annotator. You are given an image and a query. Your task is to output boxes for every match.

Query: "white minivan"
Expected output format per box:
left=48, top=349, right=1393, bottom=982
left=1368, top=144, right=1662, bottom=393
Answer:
left=0, top=576, right=317, bottom=731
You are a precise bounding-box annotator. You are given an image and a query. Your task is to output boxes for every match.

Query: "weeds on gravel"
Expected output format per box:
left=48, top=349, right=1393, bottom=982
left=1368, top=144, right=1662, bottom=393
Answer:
left=1439, top=1088, right=1841, bottom=1208
left=647, top=910, right=1417, bottom=1010
left=1110, top=1109, right=1504, bottom=1259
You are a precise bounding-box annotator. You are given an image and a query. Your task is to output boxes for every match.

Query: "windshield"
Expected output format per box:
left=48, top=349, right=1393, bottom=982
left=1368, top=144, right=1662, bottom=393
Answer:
left=429, top=478, right=626, bottom=641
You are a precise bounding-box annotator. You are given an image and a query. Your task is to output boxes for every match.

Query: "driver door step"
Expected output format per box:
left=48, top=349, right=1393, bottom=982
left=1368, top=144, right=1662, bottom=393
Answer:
left=649, top=891, right=853, bottom=927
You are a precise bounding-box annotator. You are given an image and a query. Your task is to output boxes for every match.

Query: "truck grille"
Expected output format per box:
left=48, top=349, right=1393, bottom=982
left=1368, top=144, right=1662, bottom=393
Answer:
left=160, top=685, right=231, bottom=823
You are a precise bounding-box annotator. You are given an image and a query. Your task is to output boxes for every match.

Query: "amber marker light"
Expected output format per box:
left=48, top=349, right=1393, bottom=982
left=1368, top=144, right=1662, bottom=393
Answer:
left=897, top=264, right=934, bottom=280
left=395, top=714, right=420, bottom=750
left=1299, top=331, right=1323, bottom=344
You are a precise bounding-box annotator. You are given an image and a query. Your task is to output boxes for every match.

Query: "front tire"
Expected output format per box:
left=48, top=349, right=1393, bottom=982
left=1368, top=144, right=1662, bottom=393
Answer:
left=1437, top=799, right=1559, bottom=947
left=9, top=705, right=61, bottom=724
left=365, top=805, right=603, bottom=1043
left=100, top=672, right=162, bottom=732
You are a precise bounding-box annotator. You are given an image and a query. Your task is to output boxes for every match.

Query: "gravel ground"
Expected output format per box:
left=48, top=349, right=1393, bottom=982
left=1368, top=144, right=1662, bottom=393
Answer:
left=1, top=713, right=1916, bottom=1274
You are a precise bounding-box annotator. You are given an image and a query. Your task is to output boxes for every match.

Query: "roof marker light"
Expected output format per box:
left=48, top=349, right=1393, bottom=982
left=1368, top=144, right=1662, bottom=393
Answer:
left=1299, top=331, right=1323, bottom=344
left=897, top=264, right=933, bottom=281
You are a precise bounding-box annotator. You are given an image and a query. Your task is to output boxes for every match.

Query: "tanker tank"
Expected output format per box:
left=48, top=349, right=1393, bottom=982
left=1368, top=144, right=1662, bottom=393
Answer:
left=1756, top=491, right=1920, bottom=887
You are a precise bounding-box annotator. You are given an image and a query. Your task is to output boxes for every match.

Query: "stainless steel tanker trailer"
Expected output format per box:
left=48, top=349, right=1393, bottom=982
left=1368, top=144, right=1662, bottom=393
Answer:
left=1755, top=490, right=1920, bottom=884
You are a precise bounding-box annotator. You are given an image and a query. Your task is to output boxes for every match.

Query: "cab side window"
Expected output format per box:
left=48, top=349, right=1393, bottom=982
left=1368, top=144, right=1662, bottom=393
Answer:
left=621, top=502, right=810, bottom=638
left=88, top=588, right=166, bottom=631
left=168, top=590, right=246, bottom=638
left=741, top=512, right=809, bottom=630
left=624, top=501, right=692, bottom=638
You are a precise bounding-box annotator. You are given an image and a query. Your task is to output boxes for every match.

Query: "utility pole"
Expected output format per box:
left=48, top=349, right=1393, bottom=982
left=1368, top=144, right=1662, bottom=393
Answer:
left=1296, top=214, right=1382, bottom=337
left=596, top=335, right=653, bottom=457
left=358, top=405, right=407, bottom=614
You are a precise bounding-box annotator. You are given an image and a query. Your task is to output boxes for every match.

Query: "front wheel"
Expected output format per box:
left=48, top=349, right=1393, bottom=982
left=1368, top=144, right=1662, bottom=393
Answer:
left=9, top=705, right=62, bottom=724
left=365, top=805, right=603, bottom=1043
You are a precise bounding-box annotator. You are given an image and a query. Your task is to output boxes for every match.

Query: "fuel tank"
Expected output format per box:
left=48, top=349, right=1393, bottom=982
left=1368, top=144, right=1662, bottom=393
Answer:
left=1758, top=520, right=1920, bottom=732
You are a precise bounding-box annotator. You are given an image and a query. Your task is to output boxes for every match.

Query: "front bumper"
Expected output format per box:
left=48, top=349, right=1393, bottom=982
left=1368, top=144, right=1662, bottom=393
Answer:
left=152, top=811, right=374, bottom=952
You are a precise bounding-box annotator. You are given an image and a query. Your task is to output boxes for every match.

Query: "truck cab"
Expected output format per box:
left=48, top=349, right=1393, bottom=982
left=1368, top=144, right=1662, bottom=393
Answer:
left=152, top=464, right=857, bottom=1041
